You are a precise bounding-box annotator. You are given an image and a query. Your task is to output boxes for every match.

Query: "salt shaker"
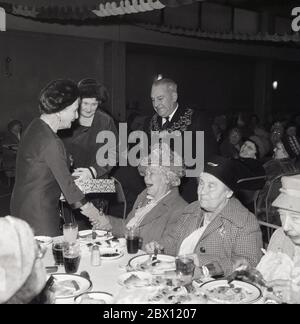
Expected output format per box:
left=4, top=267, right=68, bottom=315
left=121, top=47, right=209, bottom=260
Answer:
left=91, top=245, right=101, bottom=266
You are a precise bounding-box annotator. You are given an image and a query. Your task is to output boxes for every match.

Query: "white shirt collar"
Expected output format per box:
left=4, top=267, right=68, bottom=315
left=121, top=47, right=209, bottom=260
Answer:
left=162, top=104, right=178, bottom=123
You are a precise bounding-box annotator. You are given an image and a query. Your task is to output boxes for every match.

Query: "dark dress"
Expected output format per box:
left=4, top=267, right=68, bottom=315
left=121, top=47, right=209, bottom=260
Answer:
left=10, top=118, right=86, bottom=236
left=60, top=109, right=119, bottom=229
left=60, top=109, right=118, bottom=178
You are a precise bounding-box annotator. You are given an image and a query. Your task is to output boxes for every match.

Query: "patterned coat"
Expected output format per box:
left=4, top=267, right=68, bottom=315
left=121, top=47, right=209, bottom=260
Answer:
left=109, top=187, right=188, bottom=249
left=161, top=197, right=263, bottom=276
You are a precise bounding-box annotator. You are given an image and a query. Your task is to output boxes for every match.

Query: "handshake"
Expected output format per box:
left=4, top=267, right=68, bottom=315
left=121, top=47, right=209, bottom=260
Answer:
left=80, top=202, right=112, bottom=231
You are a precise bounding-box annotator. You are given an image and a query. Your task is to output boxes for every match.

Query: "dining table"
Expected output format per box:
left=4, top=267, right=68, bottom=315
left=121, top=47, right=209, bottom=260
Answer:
left=41, top=235, right=268, bottom=304
left=42, top=235, right=144, bottom=304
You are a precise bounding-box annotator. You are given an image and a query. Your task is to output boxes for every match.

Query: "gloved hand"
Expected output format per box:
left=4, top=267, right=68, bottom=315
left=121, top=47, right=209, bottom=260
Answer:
left=72, top=168, right=95, bottom=181
left=80, top=202, right=112, bottom=231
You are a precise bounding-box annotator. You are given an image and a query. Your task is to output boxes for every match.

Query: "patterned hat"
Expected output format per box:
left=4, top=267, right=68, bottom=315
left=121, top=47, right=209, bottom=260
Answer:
left=281, top=135, right=300, bottom=159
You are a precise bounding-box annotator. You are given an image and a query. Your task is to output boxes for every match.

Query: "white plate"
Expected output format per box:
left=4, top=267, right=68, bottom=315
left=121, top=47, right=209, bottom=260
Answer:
left=200, top=279, right=262, bottom=304
left=101, top=250, right=124, bottom=260
left=52, top=273, right=92, bottom=299
left=78, top=230, right=113, bottom=243
left=128, top=254, right=176, bottom=274
left=78, top=229, right=110, bottom=238
left=35, top=236, right=53, bottom=246
left=74, top=291, right=113, bottom=304
left=118, top=271, right=153, bottom=288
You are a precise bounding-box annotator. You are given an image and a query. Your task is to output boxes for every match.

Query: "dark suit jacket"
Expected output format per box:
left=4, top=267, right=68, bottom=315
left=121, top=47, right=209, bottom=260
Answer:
left=150, top=105, right=218, bottom=161
left=109, top=187, right=188, bottom=249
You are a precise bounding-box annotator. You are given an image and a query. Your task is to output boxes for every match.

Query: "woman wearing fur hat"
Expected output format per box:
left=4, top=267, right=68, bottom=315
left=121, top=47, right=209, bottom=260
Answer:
left=145, top=155, right=263, bottom=278
left=0, top=216, right=48, bottom=304
left=61, top=78, right=118, bottom=181
left=10, top=79, right=101, bottom=236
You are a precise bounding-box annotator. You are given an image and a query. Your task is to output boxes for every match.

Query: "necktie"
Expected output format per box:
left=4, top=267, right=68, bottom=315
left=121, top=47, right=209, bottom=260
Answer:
left=161, top=116, right=171, bottom=130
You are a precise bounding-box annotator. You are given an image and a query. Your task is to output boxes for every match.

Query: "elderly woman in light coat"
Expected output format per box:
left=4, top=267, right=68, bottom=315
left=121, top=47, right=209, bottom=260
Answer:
left=84, top=144, right=188, bottom=249
left=146, top=155, right=263, bottom=278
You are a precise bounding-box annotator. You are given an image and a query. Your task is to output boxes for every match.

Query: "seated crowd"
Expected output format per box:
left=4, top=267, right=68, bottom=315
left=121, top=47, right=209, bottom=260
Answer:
left=1, top=78, right=300, bottom=304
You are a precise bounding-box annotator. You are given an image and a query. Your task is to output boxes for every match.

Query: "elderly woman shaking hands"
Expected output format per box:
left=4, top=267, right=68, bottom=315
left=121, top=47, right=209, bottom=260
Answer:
left=83, top=143, right=188, bottom=249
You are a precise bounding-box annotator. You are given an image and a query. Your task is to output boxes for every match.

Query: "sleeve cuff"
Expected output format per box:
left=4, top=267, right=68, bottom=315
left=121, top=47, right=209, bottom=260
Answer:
left=70, top=197, right=87, bottom=209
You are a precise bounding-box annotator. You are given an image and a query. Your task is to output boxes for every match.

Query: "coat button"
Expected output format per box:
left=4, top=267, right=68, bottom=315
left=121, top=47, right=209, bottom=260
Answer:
left=200, top=247, right=206, bottom=253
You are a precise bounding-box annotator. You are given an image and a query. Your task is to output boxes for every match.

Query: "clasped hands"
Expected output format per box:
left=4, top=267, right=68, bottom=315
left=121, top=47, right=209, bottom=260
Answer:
left=80, top=202, right=112, bottom=231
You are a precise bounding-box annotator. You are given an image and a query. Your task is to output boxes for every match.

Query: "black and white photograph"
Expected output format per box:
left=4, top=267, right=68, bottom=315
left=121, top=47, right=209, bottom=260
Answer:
left=1, top=0, right=300, bottom=306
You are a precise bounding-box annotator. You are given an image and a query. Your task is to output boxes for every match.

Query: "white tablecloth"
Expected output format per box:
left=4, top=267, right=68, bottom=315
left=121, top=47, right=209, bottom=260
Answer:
left=43, top=238, right=142, bottom=304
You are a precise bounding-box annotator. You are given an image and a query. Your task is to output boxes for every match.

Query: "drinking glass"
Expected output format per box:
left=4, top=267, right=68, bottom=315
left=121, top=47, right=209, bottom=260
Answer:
left=125, top=227, right=143, bottom=254
left=175, top=254, right=196, bottom=283
left=63, top=222, right=78, bottom=243
left=63, top=241, right=81, bottom=274
left=52, top=239, right=65, bottom=266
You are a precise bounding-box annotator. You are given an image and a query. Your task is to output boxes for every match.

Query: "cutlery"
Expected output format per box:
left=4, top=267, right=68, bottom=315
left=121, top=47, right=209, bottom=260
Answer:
left=151, top=247, right=159, bottom=266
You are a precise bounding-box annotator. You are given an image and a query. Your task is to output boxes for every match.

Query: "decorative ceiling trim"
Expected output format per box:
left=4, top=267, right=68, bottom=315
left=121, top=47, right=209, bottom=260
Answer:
left=0, top=0, right=167, bottom=19
left=92, top=0, right=165, bottom=17
left=136, top=22, right=300, bottom=43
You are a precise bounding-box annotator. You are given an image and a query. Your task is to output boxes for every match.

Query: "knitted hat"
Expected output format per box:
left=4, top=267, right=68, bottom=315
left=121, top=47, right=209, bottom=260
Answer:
left=0, top=216, right=36, bottom=304
left=39, top=79, right=79, bottom=114
left=78, top=78, right=109, bottom=103
left=138, top=143, right=185, bottom=181
left=281, top=135, right=300, bottom=159
left=272, top=175, right=300, bottom=212
left=203, top=155, right=238, bottom=192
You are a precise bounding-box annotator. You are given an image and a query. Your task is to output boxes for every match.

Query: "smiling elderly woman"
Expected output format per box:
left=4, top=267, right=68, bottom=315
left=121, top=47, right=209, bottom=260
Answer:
left=146, top=155, right=263, bottom=277
left=85, top=144, right=188, bottom=248
left=10, top=79, right=100, bottom=236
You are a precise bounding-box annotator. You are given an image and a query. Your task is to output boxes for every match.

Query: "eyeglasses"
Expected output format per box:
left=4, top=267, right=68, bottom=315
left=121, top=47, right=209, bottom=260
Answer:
left=35, top=240, right=47, bottom=260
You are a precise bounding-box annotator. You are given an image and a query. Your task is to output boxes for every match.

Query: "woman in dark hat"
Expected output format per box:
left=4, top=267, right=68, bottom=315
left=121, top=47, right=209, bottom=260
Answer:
left=61, top=78, right=118, bottom=181
left=146, top=155, right=263, bottom=278
left=10, top=79, right=100, bottom=236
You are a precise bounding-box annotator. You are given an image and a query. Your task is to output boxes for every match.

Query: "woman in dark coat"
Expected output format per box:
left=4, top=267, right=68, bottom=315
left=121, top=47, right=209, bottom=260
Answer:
left=61, top=78, right=118, bottom=181
left=10, top=79, right=99, bottom=236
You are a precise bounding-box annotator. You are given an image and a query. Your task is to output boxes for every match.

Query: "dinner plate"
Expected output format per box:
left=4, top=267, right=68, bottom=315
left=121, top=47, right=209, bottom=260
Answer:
left=52, top=273, right=92, bottom=299
left=78, top=230, right=112, bottom=241
left=35, top=236, right=53, bottom=246
left=118, top=271, right=152, bottom=288
left=74, top=292, right=113, bottom=304
left=128, top=254, right=176, bottom=274
left=199, top=279, right=262, bottom=304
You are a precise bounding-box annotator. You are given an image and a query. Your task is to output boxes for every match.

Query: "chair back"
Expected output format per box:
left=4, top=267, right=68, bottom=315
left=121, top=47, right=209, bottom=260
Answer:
left=111, top=177, right=127, bottom=222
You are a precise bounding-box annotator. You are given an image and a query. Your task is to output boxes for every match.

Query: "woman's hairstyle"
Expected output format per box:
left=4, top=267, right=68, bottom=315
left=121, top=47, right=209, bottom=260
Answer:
left=138, top=143, right=185, bottom=187
left=78, top=78, right=109, bottom=104
left=39, top=79, right=79, bottom=114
